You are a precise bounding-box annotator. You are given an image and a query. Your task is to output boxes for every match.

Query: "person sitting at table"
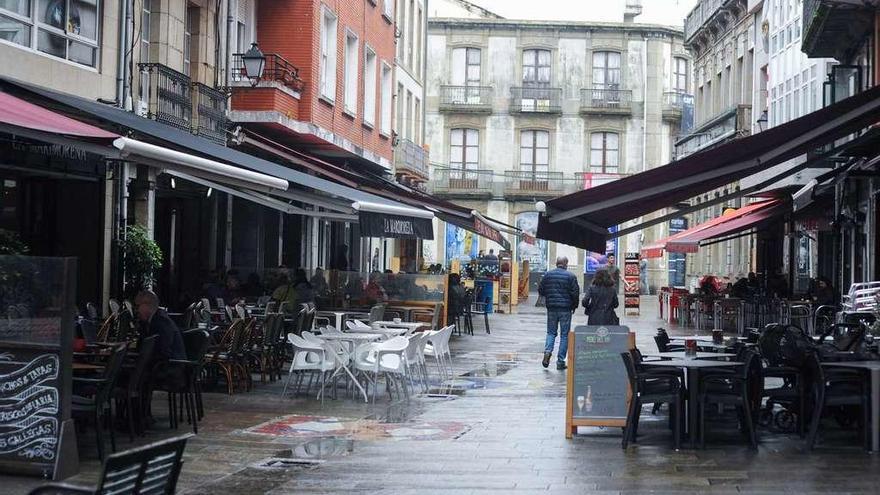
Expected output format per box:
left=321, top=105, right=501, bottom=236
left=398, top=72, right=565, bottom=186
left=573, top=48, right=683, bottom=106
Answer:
left=311, top=267, right=329, bottom=296
left=364, top=271, right=388, bottom=304
left=809, top=276, right=836, bottom=306
left=135, top=290, right=186, bottom=409
left=272, top=269, right=314, bottom=314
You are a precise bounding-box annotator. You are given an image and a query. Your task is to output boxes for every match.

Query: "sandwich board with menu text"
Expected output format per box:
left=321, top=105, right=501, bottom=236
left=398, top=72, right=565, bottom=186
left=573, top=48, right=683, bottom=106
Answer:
left=565, top=325, right=635, bottom=438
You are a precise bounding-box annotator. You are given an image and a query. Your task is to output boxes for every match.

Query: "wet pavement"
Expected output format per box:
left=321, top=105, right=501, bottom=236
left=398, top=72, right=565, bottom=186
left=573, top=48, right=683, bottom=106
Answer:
left=6, top=297, right=880, bottom=494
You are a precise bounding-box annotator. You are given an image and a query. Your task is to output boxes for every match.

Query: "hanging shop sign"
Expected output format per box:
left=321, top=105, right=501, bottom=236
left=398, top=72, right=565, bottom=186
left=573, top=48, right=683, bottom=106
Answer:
left=358, top=212, right=434, bottom=239
left=474, top=217, right=510, bottom=251
left=624, top=252, right=640, bottom=313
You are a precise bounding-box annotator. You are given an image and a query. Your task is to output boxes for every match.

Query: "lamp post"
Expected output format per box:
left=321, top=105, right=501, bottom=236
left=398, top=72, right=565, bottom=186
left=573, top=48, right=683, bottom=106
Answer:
left=242, top=43, right=266, bottom=87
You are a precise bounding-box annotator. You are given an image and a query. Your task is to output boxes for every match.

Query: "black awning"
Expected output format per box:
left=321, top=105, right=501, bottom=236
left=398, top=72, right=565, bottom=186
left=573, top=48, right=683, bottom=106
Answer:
left=537, top=84, right=880, bottom=251
left=358, top=211, right=434, bottom=239
left=438, top=212, right=511, bottom=251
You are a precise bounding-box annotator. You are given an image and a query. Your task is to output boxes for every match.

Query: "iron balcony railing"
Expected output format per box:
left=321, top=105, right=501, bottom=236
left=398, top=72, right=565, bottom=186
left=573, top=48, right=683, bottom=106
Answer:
left=683, top=0, right=729, bottom=43
left=580, top=87, right=632, bottom=112
left=509, top=86, right=562, bottom=114
left=438, top=85, right=493, bottom=111
left=663, top=91, right=692, bottom=109
left=674, top=104, right=751, bottom=159
left=138, top=63, right=192, bottom=132
left=193, top=83, right=228, bottom=145
left=431, top=168, right=493, bottom=195
left=394, top=138, right=429, bottom=178
left=231, top=52, right=304, bottom=91
left=503, top=170, right=564, bottom=195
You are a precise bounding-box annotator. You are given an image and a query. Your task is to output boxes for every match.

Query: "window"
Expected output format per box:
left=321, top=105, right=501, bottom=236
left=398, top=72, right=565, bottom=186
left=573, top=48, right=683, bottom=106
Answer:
left=235, top=0, right=253, bottom=54
left=383, top=0, right=392, bottom=19
left=592, top=51, right=620, bottom=89
left=184, top=4, right=199, bottom=77
left=414, top=7, right=422, bottom=73
left=395, top=0, right=403, bottom=60
left=520, top=130, right=550, bottom=175
left=380, top=62, right=392, bottom=135
left=450, top=128, right=478, bottom=175
left=343, top=30, right=359, bottom=115
left=451, top=47, right=480, bottom=86
left=140, top=0, right=152, bottom=63
left=396, top=82, right=404, bottom=136
left=363, top=46, right=377, bottom=126
left=673, top=57, right=688, bottom=93
left=523, top=49, right=550, bottom=85
left=414, top=97, right=421, bottom=144
left=319, top=7, right=338, bottom=101
left=405, top=90, right=412, bottom=140
left=590, top=132, right=619, bottom=173
left=0, top=0, right=100, bottom=66
left=406, top=0, right=414, bottom=68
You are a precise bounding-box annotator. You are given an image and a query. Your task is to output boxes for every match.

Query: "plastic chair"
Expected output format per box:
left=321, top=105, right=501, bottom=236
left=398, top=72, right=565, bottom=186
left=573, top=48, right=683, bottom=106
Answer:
left=804, top=352, right=870, bottom=451
left=425, top=325, right=455, bottom=380
left=353, top=336, right=409, bottom=403
left=620, top=352, right=683, bottom=450
left=698, top=351, right=762, bottom=449
left=282, top=333, right=334, bottom=397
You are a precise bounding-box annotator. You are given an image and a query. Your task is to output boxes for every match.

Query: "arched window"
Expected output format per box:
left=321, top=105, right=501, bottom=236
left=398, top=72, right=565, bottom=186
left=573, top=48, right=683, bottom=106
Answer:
left=590, top=132, right=619, bottom=174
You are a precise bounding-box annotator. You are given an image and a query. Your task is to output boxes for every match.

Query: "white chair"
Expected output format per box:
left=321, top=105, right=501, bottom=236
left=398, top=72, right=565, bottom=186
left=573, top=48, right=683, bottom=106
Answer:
left=201, top=298, right=212, bottom=312
left=216, top=298, right=226, bottom=310
left=235, top=304, right=248, bottom=320
left=123, top=300, right=134, bottom=315
left=404, top=333, right=429, bottom=394
left=425, top=325, right=454, bottom=381
left=282, top=333, right=335, bottom=399
left=85, top=302, right=98, bottom=320
left=108, top=299, right=120, bottom=316
left=353, top=336, right=409, bottom=404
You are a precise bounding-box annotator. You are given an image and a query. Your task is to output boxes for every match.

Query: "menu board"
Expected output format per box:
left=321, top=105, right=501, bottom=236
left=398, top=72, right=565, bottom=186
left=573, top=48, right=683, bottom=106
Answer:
left=623, top=252, right=640, bottom=312
left=565, top=325, right=634, bottom=438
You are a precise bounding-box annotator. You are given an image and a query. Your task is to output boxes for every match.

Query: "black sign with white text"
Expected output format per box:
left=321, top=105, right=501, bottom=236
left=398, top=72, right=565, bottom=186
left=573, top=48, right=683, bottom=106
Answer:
left=358, top=211, right=434, bottom=239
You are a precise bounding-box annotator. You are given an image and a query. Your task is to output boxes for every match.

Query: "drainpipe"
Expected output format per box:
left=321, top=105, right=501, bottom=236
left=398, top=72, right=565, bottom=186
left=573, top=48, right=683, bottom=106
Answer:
left=115, top=0, right=129, bottom=107
left=224, top=0, right=234, bottom=88
left=642, top=36, right=648, bottom=174
left=421, top=0, right=429, bottom=147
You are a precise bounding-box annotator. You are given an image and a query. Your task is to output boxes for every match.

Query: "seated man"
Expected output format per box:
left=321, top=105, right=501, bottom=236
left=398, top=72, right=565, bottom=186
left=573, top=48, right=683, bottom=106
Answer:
left=135, top=290, right=186, bottom=390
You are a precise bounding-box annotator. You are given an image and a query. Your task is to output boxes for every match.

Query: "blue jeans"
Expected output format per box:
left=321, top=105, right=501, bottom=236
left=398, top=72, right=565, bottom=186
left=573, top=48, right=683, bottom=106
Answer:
left=545, top=310, right=572, bottom=363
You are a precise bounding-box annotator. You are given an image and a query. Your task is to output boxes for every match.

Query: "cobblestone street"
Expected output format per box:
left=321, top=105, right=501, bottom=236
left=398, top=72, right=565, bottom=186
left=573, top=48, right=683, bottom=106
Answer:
left=7, top=298, right=880, bottom=494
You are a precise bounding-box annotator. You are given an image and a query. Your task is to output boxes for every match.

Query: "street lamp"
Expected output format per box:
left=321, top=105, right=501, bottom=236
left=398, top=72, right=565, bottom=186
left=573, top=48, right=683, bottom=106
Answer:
left=242, top=43, right=266, bottom=87
left=756, top=110, right=768, bottom=132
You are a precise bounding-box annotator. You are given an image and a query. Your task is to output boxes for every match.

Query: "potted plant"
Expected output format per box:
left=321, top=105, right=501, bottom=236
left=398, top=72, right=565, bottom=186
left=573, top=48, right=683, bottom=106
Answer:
left=119, top=225, right=163, bottom=297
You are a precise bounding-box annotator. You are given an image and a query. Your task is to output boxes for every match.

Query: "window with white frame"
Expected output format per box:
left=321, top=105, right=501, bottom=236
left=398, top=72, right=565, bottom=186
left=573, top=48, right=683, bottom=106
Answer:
left=590, top=132, right=619, bottom=173
left=450, top=128, right=478, bottom=178
left=383, top=0, right=392, bottom=19
left=184, top=4, right=198, bottom=77
left=140, top=0, right=152, bottom=62
left=520, top=130, right=549, bottom=175
left=319, top=7, right=338, bottom=101
left=380, top=62, right=392, bottom=135
left=673, top=57, right=688, bottom=93
left=363, top=46, right=377, bottom=126
left=0, top=0, right=100, bottom=67
left=343, top=30, right=359, bottom=115
left=451, top=47, right=480, bottom=86
left=592, top=51, right=620, bottom=89
left=406, top=0, right=414, bottom=68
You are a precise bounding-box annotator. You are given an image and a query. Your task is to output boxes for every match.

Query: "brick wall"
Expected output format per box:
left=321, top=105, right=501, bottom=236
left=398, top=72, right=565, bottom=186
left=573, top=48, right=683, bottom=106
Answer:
left=231, top=86, right=300, bottom=120
left=254, top=0, right=396, bottom=164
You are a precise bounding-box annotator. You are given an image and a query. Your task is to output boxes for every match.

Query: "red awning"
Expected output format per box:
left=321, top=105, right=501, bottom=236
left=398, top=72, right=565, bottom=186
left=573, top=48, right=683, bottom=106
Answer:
left=641, top=200, right=783, bottom=258
left=0, top=91, right=118, bottom=139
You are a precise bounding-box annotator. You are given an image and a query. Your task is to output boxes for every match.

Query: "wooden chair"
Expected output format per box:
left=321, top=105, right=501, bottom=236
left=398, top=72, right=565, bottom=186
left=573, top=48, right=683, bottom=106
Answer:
left=28, top=434, right=193, bottom=495
left=205, top=319, right=247, bottom=395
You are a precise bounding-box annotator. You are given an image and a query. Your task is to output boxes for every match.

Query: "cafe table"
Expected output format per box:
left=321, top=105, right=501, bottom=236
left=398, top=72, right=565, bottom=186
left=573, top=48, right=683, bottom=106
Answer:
left=372, top=321, right=427, bottom=335
left=642, top=359, right=744, bottom=448
left=316, top=311, right=350, bottom=331
left=643, top=351, right=737, bottom=360
left=822, top=361, right=880, bottom=452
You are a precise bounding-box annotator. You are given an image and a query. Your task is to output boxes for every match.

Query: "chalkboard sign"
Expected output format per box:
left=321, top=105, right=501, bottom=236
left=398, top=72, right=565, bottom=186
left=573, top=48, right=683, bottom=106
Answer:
left=565, top=325, right=635, bottom=438
left=0, top=256, right=77, bottom=480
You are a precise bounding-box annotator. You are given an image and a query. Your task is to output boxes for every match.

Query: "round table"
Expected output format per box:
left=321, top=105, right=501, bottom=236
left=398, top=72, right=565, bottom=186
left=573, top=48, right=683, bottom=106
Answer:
left=643, top=351, right=737, bottom=360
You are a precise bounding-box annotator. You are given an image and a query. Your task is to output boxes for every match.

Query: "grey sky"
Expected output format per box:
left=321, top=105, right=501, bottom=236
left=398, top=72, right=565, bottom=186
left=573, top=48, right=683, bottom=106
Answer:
left=461, top=0, right=698, bottom=28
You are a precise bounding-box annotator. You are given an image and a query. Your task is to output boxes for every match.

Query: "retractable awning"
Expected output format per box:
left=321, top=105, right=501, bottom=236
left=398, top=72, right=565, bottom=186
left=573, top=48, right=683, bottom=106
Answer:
left=537, top=84, right=880, bottom=251
left=641, top=200, right=785, bottom=258
left=2, top=78, right=435, bottom=234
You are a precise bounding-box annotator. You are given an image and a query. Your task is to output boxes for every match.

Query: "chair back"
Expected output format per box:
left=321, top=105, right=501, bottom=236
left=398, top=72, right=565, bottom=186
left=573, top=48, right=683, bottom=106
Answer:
left=95, top=434, right=192, bottom=495
left=653, top=335, right=670, bottom=353
left=235, top=304, right=247, bottom=320
left=123, top=300, right=134, bottom=315
left=109, top=298, right=120, bottom=315
left=86, top=302, right=98, bottom=320
left=430, top=302, right=442, bottom=330
left=114, top=309, right=135, bottom=343
left=128, top=336, right=158, bottom=394
left=201, top=298, right=212, bottom=312
left=97, top=313, right=118, bottom=342
left=300, top=304, right=316, bottom=333
left=224, top=305, right=235, bottom=322
left=369, top=304, right=386, bottom=324
left=216, top=298, right=226, bottom=310
left=620, top=352, right=640, bottom=394
left=182, top=329, right=211, bottom=363
left=265, top=301, right=277, bottom=314
left=181, top=302, right=197, bottom=329
left=97, top=344, right=129, bottom=406
left=743, top=350, right=765, bottom=411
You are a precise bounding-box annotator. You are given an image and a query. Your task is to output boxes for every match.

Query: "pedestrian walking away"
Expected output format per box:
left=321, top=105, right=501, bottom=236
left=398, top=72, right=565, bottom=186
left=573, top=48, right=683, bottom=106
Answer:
left=537, top=256, right=580, bottom=370
left=582, top=269, right=619, bottom=326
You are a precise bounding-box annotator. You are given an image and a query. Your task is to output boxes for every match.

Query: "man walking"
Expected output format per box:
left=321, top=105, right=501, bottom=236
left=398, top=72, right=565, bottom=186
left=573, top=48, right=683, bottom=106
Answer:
left=538, top=256, right=580, bottom=370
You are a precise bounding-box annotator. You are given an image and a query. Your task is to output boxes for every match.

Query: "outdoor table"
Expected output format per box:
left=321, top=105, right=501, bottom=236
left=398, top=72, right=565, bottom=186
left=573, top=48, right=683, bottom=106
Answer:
left=372, top=321, right=426, bottom=335
left=316, top=311, right=349, bottom=331
left=642, top=359, right=744, bottom=448
left=822, top=361, right=880, bottom=452
left=72, top=362, right=105, bottom=373
left=315, top=333, right=384, bottom=402
left=643, top=351, right=737, bottom=360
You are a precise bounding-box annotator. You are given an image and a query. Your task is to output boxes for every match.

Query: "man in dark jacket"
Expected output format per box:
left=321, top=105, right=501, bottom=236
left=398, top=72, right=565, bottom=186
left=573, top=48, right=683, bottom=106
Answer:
left=538, top=256, right=580, bottom=370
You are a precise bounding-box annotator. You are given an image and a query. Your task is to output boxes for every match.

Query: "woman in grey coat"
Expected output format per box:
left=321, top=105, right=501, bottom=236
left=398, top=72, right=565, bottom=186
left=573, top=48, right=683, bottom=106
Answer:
left=582, top=269, right=619, bottom=325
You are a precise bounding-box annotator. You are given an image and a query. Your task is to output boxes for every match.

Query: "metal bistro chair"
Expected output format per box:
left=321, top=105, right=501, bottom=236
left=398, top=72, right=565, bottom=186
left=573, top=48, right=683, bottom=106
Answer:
left=620, top=352, right=683, bottom=450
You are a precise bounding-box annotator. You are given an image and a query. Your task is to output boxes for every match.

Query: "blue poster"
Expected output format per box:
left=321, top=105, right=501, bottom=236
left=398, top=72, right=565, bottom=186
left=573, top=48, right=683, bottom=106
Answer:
left=515, top=212, right=549, bottom=272
left=681, top=94, right=695, bottom=134
left=445, top=223, right=479, bottom=265
left=585, top=226, right=618, bottom=274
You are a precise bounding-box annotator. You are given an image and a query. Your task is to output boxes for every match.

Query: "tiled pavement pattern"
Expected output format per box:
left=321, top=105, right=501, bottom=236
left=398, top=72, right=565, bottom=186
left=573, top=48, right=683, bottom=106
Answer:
left=6, top=297, right=880, bottom=494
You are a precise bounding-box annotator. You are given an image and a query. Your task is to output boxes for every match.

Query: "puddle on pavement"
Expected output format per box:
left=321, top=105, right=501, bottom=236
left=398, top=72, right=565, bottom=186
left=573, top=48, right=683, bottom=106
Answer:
left=187, top=455, right=321, bottom=495
left=460, top=361, right=514, bottom=378
left=288, top=438, right=354, bottom=459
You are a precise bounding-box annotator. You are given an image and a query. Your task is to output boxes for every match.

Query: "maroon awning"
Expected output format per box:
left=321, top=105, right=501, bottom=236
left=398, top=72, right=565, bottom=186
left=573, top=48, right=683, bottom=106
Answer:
left=0, top=91, right=118, bottom=140
left=537, top=84, right=880, bottom=251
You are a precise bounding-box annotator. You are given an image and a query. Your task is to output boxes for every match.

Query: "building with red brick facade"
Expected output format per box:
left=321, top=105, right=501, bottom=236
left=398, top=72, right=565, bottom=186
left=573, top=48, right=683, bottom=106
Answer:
left=230, top=0, right=398, bottom=172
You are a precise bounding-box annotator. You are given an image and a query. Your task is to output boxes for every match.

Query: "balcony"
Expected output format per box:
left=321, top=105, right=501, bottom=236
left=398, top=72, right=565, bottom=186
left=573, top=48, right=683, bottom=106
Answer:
left=674, top=104, right=751, bottom=159
left=430, top=169, right=493, bottom=198
left=509, top=86, right=562, bottom=114
left=802, top=0, right=877, bottom=59
left=230, top=53, right=303, bottom=121
left=394, top=138, right=429, bottom=180
left=503, top=171, right=565, bottom=197
left=193, top=83, right=228, bottom=145
left=683, top=0, right=745, bottom=48
left=438, top=85, right=493, bottom=113
left=138, top=63, right=192, bottom=132
left=662, top=91, right=693, bottom=123
left=579, top=87, right=632, bottom=115
left=231, top=53, right=304, bottom=92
